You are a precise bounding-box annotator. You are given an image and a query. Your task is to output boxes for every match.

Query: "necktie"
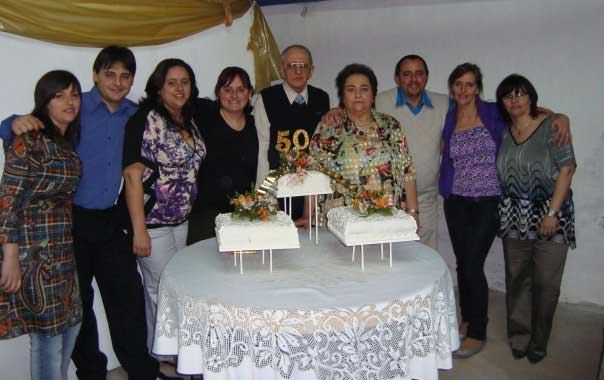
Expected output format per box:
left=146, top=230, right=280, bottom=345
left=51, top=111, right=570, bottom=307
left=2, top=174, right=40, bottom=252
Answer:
left=295, top=94, right=305, bottom=104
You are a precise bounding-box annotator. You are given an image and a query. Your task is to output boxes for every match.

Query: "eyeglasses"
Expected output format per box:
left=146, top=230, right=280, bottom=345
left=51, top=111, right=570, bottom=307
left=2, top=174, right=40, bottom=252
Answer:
left=503, top=90, right=528, bottom=101
left=285, top=62, right=310, bottom=71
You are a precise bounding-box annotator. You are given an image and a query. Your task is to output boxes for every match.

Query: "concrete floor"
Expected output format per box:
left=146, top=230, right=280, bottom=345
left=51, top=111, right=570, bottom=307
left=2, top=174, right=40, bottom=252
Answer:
left=108, top=290, right=604, bottom=380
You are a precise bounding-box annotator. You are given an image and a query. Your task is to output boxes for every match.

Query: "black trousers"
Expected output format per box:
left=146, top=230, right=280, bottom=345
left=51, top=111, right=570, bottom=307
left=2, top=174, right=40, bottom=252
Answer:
left=71, top=206, right=158, bottom=380
left=444, top=195, right=499, bottom=340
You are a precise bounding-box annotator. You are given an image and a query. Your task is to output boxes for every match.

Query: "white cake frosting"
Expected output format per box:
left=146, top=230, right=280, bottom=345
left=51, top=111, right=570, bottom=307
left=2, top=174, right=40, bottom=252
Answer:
left=327, top=206, right=419, bottom=246
left=215, top=211, right=300, bottom=251
left=276, top=170, right=333, bottom=197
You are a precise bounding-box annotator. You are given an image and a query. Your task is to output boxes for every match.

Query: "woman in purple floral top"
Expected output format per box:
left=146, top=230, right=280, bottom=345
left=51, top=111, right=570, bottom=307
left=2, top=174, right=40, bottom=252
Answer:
left=122, top=59, right=205, bottom=354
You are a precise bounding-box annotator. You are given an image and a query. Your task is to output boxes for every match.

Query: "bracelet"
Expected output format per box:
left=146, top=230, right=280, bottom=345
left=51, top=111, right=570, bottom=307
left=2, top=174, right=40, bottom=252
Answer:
left=546, top=209, right=560, bottom=218
left=406, top=208, right=419, bottom=215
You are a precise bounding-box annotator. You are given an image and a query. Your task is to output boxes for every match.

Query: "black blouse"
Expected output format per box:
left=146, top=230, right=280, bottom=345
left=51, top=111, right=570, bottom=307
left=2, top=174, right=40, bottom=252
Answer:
left=194, top=101, right=258, bottom=212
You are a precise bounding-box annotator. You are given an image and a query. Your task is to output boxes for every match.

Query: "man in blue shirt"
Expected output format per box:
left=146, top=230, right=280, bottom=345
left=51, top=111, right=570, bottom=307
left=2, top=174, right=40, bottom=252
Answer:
left=0, top=46, right=179, bottom=380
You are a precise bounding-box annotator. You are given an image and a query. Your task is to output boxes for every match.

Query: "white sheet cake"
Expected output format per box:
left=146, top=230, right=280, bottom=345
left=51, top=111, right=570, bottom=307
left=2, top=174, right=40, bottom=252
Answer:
left=276, top=170, right=333, bottom=197
left=327, top=206, right=419, bottom=246
left=215, top=211, right=300, bottom=252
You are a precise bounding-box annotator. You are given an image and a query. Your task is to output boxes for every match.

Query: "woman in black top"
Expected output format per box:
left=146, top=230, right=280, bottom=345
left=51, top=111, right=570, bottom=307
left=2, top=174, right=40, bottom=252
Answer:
left=187, top=67, right=258, bottom=244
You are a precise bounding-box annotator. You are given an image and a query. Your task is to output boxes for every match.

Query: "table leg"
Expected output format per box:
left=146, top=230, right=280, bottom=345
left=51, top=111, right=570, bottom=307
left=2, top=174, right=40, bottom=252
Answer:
left=381, top=243, right=384, bottom=260
left=234, top=251, right=237, bottom=266
left=289, top=197, right=292, bottom=218
left=315, top=194, right=319, bottom=245
left=352, top=245, right=355, bottom=262
left=308, top=195, right=312, bottom=241
left=270, top=249, right=273, bottom=273
left=262, top=249, right=265, bottom=265
left=389, top=242, right=393, bottom=268
left=361, top=245, right=365, bottom=272
left=239, top=251, right=243, bottom=274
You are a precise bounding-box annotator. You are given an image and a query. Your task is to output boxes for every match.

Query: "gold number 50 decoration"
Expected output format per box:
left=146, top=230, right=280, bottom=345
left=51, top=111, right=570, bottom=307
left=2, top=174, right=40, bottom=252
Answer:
left=275, top=129, right=310, bottom=153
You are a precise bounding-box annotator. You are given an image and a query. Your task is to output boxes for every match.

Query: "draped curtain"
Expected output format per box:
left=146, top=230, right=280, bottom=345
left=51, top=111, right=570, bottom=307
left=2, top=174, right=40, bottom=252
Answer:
left=0, top=0, right=281, bottom=90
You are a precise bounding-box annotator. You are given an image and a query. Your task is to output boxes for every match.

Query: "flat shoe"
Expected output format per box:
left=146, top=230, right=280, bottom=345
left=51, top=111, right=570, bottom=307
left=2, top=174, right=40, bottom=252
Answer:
left=511, top=349, right=526, bottom=359
left=453, top=339, right=486, bottom=359
left=157, top=371, right=185, bottom=380
left=527, top=350, right=546, bottom=364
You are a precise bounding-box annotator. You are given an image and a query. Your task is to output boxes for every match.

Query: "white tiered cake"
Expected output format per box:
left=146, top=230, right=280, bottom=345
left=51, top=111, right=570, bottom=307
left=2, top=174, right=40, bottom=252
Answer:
left=215, top=211, right=300, bottom=252
left=327, top=206, right=419, bottom=246
left=276, top=170, right=333, bottom=197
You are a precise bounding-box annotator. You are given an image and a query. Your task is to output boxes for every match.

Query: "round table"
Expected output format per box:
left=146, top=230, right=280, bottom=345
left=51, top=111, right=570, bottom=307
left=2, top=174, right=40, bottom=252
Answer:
left=153, top=231, right=459, bottom=380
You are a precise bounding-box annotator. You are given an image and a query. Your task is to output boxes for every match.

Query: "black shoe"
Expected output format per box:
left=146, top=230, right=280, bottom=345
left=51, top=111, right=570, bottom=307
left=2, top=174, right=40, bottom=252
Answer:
left=527, top=351, right=546, bottom=364
left=157, top=371, right=185, bottom=380
left=511, top=349, right=526, bottom=359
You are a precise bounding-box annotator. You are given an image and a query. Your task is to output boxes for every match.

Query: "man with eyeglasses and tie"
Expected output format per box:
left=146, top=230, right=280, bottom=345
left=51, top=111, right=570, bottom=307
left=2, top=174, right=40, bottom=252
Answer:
left=254, top=44, right=330, bottom=227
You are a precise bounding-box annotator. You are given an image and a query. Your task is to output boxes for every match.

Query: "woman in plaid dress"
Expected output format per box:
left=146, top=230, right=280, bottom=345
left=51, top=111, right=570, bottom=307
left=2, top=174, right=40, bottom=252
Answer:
left=0, top=70, right=82, bottom=380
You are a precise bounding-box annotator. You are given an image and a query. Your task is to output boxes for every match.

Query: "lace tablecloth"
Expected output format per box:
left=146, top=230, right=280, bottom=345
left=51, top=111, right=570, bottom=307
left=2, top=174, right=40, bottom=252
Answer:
left=154, top=231, right=459, bottom=380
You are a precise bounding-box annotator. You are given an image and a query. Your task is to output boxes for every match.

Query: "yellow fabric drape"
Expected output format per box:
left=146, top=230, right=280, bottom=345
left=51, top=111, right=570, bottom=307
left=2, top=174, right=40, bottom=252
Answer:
left=0, top=0, right=281, bottom=90
left=0, top=0, right=251, bottom=46
left=248, top=2, right=282, bottom=92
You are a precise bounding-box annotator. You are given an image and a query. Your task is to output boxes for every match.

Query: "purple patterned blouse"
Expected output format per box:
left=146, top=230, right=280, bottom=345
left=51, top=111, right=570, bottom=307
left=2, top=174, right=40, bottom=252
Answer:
left=450, top=126, right=501, bottom=197
left=123, top=109, right=206, bottom=227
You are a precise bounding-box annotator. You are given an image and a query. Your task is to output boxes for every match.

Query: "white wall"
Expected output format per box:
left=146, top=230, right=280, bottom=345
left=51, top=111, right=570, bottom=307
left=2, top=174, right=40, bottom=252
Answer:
left=0, top=8, right=255, bottom=380
left=263, top=0, right=604, bottom=305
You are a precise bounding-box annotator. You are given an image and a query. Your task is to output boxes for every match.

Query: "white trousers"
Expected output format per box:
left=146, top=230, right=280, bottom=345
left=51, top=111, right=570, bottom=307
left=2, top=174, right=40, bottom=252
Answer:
left=137, top=222, right=188, bottom=353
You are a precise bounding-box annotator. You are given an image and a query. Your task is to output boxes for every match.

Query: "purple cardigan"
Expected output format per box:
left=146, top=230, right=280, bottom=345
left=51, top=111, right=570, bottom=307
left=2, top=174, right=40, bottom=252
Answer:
left=439, top=98, right=507, bottom=198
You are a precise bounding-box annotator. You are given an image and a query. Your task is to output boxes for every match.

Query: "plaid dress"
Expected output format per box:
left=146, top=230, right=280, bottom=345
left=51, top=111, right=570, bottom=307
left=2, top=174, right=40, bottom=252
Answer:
left=0, top=131, right=82, bottom=338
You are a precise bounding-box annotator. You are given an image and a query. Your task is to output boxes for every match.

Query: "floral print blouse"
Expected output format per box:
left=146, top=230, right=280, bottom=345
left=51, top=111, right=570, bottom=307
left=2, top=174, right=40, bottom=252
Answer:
left=310, top=110, right=415, bottom=208
left=122, top=109, right=206, bottom=227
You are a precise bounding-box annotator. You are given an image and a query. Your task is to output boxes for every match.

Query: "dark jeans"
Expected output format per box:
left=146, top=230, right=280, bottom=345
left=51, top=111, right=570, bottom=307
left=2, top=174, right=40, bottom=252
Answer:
left=71, top=206, right=158, bottom=380
left=502, top=238, right=568, bottom=354
left=444, top=195, right=499, bottom=340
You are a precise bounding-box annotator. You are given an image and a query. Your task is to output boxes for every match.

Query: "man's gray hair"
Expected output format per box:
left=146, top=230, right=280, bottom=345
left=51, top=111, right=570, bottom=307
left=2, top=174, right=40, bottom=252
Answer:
left=281, top=44, right=313, bottom=65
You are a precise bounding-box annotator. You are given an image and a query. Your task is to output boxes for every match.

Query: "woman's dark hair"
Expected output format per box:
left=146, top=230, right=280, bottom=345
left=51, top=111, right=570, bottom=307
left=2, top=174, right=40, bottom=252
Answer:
left=139, top=58, right=199, bottom=130
left=448, top=62, right=483, bottom=94
left=496, top=74, right=539, bottom=122
left=32, top=70, right=81, bottom=150
left=214, top=66, right=253, bottom=114
left=93, top=45, right=136, bottom=76
left=335, top=63, right=378, bottom=108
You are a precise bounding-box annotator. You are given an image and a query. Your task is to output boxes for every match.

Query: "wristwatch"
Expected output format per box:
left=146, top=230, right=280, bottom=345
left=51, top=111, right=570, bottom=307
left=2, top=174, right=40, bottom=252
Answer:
left=546, top=209, right=560, bottom=217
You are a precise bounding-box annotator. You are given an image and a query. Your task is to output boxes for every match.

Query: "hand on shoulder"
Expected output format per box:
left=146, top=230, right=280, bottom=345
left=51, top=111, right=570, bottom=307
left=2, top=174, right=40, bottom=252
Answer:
left=11, top=115, right=44, bottom=136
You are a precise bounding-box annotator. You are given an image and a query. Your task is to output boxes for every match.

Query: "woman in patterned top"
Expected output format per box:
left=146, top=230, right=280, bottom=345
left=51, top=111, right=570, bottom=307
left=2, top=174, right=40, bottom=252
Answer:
left=310, top=63, right=419, bottom=223
left=122, top=59, right=205, bottom=355
left=496, top=74, right=576, bottom=364
left=0, top=70, right=82, bottom=380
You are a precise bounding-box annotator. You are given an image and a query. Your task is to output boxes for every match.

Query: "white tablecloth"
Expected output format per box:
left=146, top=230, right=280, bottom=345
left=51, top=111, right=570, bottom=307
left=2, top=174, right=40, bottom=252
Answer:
left=154, top=231, right=459, bottom=380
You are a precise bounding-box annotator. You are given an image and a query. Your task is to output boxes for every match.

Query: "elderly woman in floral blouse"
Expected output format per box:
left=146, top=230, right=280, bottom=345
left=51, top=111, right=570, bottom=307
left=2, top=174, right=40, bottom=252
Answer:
left=310, top=63, right=419, bottom=222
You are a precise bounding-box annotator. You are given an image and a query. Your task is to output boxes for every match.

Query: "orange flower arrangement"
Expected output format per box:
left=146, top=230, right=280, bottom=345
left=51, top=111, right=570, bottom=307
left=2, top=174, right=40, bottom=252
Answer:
left=277, top=148, right=317, bottom=185
left=352, top=189, right=393, bottom=217
left=230, top=190, right=277, bottom=221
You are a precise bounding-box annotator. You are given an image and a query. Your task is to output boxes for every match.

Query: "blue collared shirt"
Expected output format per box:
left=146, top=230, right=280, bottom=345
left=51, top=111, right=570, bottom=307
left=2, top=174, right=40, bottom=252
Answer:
left=395, top=88, right=433, bottom=115
left=0, top=86, right=138, bottom=210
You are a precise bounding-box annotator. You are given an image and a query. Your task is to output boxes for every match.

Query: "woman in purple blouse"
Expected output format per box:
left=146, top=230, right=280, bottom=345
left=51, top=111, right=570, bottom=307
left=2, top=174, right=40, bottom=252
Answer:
left=439, top=63, right=569, bottom=359
left=121, top=59, right=206, bottom=356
